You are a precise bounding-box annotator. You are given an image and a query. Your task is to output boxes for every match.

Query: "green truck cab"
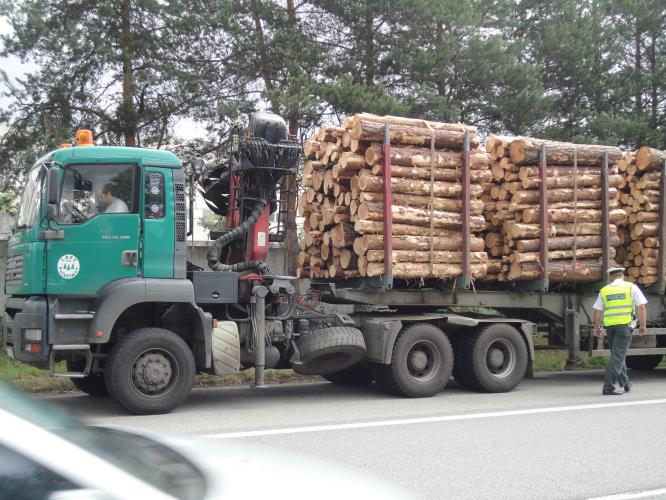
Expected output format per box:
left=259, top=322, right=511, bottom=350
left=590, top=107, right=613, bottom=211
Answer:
left=3, top=136, right=213, bottom=413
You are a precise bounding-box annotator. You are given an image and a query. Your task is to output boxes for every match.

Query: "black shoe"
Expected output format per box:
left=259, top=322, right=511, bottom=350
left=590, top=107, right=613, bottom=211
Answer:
left=624, top=382, right=633, bottom=393
left=602, top=389, right=623, bottom=395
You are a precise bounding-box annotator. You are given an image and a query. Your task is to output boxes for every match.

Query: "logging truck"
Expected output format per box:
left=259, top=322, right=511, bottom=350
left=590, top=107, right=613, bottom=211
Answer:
left=3, top=113, right=666, bottom=415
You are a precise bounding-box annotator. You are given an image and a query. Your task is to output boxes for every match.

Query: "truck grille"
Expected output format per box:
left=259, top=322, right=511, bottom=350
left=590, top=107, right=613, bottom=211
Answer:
left=5, top=253, right=23, bottom=286
left=174, top=179, right=187, bottom=242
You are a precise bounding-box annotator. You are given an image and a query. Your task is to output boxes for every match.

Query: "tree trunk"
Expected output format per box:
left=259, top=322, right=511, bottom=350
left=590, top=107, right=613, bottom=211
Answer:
left=357, top=174, right=483, bottom=198
left=511, top=187, right=618, bottom=204
left=357, top=202, right=486, bottom=230
left=366, top=262, right=487, bottom=279
left=358, top=191, right=484, bottom=215
left=515, top=234, right=620, bottom=252
left=353, top=233, right=485, bottom=255
left=366, top=250, right=487, bottom=263
left=508, top=259, right=605, bottom=282
left=351, top=113, right=476, bottom=134
left=509, top=138, right=623, bottom=166
left=352, top=120, right=480, bottom=149
left=635, top=147, right=666, bottom=172
left=521, top=207, right=626, bottom=224
left=520, top=173, right=622, bottom=190
left=371, top=163, right=492, bottom=183
left=504, top=221, right=617, bottom=239
left=365, top=144, right=489, bottom=168
left=120, top=0, right=136, bottom=146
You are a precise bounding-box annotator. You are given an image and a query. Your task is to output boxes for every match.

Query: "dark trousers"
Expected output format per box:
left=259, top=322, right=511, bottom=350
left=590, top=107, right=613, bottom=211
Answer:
left=603, top=324, right=632, bottom=391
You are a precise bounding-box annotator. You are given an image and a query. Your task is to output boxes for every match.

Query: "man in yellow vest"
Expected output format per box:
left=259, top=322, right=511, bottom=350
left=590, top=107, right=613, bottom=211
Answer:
left=593, top=267, right=647, bottom=395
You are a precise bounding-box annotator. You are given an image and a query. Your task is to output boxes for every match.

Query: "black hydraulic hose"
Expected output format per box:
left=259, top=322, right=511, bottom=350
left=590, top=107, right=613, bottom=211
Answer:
left=207, top=194, right=270, bottom=273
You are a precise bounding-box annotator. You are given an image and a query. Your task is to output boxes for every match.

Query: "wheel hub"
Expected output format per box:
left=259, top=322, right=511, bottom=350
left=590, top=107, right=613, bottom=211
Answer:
left=487, top=348, right=505, bottom=369
left=410, top=350, right=429, bottom=372
left=133, top=352, right=173, bottom=394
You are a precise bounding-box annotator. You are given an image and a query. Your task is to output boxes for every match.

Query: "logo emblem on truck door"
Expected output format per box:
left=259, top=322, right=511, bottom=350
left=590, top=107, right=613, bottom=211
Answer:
left=57, top=254, right=80, bottom=279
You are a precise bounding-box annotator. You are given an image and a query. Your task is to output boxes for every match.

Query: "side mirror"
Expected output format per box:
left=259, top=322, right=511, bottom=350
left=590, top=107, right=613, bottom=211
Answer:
left=46, top=167, right=60, bottom=221
left=47, top=167, right=60, bottom=204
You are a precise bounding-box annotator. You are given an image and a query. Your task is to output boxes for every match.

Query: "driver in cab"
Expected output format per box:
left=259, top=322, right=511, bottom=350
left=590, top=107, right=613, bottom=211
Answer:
left=99, top=183, right=129, bottom=213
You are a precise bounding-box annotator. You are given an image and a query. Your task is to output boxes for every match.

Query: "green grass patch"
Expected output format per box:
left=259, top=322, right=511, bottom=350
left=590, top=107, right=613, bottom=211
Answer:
left=0, top=350, right=74, bottom=393
left=0, top=349, right=315, bottom=394
left=533, top=349, right=608, bottom=372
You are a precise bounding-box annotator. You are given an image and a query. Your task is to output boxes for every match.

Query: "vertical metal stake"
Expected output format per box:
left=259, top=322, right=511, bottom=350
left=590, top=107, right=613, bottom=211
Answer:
left=460, top=131, right=471, bottom=289
left=252, top=285, right=268, bottom=388
left=538, top=144, right=550, bottom=291
left=381, top=123, right=393, bottom=289
left=600, top=153, right=610, bottom=277
left=656, top=159, right=666, bottom=295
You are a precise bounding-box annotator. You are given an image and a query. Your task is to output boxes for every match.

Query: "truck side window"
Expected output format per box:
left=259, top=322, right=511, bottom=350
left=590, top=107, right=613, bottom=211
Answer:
left=145, top=172, right=165, bottom=219
left=58, top=164, right=137, bottom=224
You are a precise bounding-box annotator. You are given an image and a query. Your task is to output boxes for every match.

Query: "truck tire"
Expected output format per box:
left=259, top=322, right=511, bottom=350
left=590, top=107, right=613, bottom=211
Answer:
left=104, top=328, right=195, bottom=415
left=322, top=362, right=374, bottom=386
left=458, top=323, right=528, bottom=393
left=372, top=323, right=453, bottom=397
left=67, top=360, right=108, bottom=397
left=293, top=326, right=366, bottom=376
left=626, top=354, right=663, bottom=371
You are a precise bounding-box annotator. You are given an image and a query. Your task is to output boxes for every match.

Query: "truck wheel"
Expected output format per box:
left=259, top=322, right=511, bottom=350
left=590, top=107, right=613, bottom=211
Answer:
left=322, top=362, right=374, bottom=386
left=67, top=360, right=108, bottom=397
left=373, top=323, right=453, bottom=398
left=626, top=354, right=663, bottom=371
left=461, top=323, right=528, bottom=393
left=293, top=326, right=366, bottom=375
left=104, top=328, right=195, bottom=415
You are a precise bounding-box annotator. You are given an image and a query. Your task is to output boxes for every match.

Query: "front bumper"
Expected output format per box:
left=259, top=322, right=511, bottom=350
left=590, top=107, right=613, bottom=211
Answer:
left=3, top=297, right=49, bottom=366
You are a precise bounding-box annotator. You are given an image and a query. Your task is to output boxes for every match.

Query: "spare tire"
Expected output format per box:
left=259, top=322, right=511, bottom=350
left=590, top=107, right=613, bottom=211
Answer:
left=293, top=326, right=366, bottom=375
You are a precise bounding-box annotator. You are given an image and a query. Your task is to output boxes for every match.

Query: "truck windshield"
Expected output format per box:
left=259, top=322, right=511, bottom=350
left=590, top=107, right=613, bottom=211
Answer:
left=15, top=166, right=44, bottom=229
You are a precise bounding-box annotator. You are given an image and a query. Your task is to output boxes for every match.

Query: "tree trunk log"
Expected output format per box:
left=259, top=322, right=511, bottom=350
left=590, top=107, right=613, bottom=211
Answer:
left=509, top=138, right=623, bottom=166
left=516, top=234, right=620, bottom=253
left=352, top=120, right=480, bottom=149
left=521, top=208, right=626, bottom=224
left=353, top=233, right=485, bottom=255
left=370, top=163, right=492, bottom=183
left=511, top=187, right=618, bottom=204
left=508, top=259, right=606, bottom=282
left=366, top=250, right=487, bottom=263
left=358, top=191, right=484, bottom=215
left=635, top=146, right=666, bottom=172
left=365, top=144, right=489, bottom=168
left=520, top=173, right=622, bottom=190
left=351, top=113, right=477, bottom=134
left=504, top=222, right=617, bottom=239
left=366, top=262, right=487, bottom=279
left=357, top=202, right=486, bottom=230
left=357, top=174, right=483, bottom=198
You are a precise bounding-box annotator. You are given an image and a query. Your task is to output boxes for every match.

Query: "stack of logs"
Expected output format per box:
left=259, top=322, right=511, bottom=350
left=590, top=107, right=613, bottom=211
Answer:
left=616, top=147, right=666, bottom=286
left=483, top=137, right=627, bottom=282
left=297, top=113, right=498, bottom=280
left=298, top=112, right=666, bottom=288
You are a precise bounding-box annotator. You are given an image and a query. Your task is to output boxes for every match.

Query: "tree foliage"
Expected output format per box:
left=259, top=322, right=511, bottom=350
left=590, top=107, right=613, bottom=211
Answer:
left=1, top=0, right=666, bottom=199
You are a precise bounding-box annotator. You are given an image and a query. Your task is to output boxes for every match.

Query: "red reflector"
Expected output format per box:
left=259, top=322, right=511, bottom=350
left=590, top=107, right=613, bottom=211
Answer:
left=95, top=330, right=103, bottom=338
left=212, top=319, right=218, bottom=328
left=24, top=343, right=41, bottom=353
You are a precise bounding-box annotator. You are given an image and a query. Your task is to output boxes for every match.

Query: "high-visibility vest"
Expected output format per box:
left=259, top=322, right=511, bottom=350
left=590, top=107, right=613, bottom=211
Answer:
left=600, top=283, right=634, bottom=326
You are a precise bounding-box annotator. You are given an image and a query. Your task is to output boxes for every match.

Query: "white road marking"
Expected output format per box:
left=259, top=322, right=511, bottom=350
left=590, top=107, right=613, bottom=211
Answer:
left=205, top=398, right=666, bottom=439
left=588, top=487, right=666, bottom=499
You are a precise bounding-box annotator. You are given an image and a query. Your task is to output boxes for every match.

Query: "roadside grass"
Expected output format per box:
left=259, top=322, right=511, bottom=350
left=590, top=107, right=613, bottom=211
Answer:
left=0, top=349, right=316, bottom=393
left=2, top=334, right=663, bottom=394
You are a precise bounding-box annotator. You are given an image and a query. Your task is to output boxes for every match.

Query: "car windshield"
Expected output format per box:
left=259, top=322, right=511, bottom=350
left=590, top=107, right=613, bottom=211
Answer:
left=0, top=384, right=206, bottom=500
left=15, top=166, right=45, bottom=229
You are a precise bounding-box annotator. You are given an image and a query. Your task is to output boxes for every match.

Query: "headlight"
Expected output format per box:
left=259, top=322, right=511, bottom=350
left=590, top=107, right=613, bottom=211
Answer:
left=22, top=328, right=42, bottom=342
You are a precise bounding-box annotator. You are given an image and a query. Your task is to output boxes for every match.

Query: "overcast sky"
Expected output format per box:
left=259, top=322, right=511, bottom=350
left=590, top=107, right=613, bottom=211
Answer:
left=0, top=16, right=205, bottom=141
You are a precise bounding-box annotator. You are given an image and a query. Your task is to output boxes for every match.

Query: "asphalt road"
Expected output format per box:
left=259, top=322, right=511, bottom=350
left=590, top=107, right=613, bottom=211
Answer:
left=45, top=369, right=666, bottom=500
